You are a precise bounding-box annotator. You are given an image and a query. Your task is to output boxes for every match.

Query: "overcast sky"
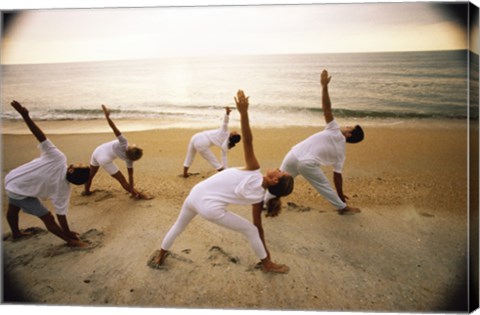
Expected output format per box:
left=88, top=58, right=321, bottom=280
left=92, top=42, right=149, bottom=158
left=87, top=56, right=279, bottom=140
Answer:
left=1, top=0, right=479, bottom=64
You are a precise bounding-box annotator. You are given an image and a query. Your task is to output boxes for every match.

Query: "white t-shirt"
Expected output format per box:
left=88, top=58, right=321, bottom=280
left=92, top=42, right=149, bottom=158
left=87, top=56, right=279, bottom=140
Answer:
left=202, top=114, right=230, bottom=147
left=290, top=119, right=346, bottom=173
left=197, top=114, right=230, bottom=168
left=5, top=139, right=71, bottom=215
left=92, top=134, right=133, bottom=168
left=191, top=167, right=265, bottom=206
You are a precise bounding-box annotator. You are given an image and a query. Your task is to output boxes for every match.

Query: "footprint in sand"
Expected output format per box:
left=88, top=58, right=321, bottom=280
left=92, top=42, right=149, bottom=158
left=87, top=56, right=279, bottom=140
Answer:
left=287, top=202, right=311, bottom=212
left=418, top=211, right=435, bottom=218
left=94, top=191, right=115, bottom=202
left=3, top=226, right=48, bottom=242
left=178, top=172, right=200, bottom=178
left=147, top=249, right=194, bottom=270
left=207, top=245, right=240, bottom=266
left=4, top=252, right=37, bottom=271
left=43, top=229, right=104, bottom=258
left=80, top=189, right=115, bottom=202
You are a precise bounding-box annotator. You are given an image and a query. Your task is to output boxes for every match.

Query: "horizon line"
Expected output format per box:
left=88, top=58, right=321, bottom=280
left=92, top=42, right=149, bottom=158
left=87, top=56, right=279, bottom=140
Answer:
left=1, top=48, right=475, bottom=66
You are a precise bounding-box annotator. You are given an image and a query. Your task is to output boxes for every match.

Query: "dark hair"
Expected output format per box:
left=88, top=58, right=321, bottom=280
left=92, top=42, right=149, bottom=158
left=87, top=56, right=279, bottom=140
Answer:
left=66, top=166, right=90, bottom=185
left=126, top=147, right=143, bottom=161
left=346, top=125, right=364, bottom=144
left=228, top=134, right=241, bottom=149
left=267, top=174, right=294, bottom=197
left=265, top=175, right=294, bottom=217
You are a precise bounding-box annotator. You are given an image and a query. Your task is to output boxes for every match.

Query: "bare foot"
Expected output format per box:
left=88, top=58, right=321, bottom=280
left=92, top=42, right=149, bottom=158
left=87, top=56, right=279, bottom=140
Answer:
left=131, top=191, right=154, bottom=200
left=154, top=249, right=169, bottom=265
left=181, top=172, right=199, bottom=178
left=148, top=249, right=170, bottom=269
left=338, top=206, right=361, bottom=215
left=67, top=239, right=90, bottom=248
left=261, top=260, right=290, bottom=274
left=81, top=190, right=97, bottom=196
left=12, top=230, right=33, bottom=240
left=138, top=192, right=154, bottom=200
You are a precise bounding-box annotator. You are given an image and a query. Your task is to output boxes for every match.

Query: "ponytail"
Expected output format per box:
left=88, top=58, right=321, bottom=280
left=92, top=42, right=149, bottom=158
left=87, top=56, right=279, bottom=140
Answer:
left=265, top=174, right=294, bottom=217
left=266, top=197, right=282, bottom=217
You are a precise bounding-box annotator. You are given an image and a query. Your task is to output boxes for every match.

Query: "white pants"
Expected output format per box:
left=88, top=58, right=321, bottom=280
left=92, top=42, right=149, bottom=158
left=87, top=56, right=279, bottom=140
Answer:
left=266, top=151, right=346, bottom=209
left=183, top=133, right=222, bottom=170
left=161, top=196, right=268, bottom=260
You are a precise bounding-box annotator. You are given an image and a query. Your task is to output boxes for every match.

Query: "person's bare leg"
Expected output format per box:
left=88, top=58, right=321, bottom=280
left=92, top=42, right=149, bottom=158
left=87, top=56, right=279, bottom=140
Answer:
left=6, top=204, right=32, bottom=239
left=183, top=166, right=190, bottom=178
left=111, top=171, right=132, bottom=194
left=153, top=248, right=169, bottom=265
left=82, top=165, right=99, bottom=195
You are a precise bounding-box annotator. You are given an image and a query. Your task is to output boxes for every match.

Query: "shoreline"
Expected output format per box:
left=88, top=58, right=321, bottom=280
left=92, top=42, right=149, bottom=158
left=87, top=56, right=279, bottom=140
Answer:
left=1, top=117, right=470, bottom=135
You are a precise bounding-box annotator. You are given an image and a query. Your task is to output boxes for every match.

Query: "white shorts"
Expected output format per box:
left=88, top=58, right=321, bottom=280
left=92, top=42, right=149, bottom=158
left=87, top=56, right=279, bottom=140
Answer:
left=90, top=148, right=119, bottom=175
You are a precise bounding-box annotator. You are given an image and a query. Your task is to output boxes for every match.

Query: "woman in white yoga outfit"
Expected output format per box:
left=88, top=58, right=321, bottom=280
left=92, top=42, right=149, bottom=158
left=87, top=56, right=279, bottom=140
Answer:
left=83, top=105, right=152, bottom=200
left=151, top=90, right=294, bottom=273
left=183, top=106, right=241, bottom=177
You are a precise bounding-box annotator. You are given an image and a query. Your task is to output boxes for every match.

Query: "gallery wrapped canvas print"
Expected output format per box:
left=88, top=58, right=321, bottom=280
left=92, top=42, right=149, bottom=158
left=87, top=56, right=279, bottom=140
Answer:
left=1, top=0, right=479, bottom=314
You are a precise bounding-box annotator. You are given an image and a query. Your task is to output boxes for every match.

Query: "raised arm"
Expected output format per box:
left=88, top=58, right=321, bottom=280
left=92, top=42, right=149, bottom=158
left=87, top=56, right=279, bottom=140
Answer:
left=320, top=70, right=334, bottom=124
left=234, top=90, right=260, bottom=171
left=10, top=100, right=46, bottom=143
left=218, top=106, right=232, bottom=133
left=102, top=105, right=121, bottom=137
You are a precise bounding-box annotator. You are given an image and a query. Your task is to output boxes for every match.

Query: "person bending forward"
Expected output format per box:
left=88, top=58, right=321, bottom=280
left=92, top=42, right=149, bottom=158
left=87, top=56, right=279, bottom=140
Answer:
left=5, top=101, right=91, bottom=247
left=151, top=90, right=294, bottom=273
left=83, top=105, right=152, bottom=200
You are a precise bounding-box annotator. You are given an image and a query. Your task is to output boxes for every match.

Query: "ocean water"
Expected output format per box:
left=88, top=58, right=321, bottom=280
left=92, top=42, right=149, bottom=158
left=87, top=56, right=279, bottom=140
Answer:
left=1, top=50, right=478, bottom=129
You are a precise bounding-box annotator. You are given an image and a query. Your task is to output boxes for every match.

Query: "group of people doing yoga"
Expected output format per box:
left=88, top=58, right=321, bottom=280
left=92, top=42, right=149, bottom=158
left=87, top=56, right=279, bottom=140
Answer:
left=4, top=70, right=364, bottom=273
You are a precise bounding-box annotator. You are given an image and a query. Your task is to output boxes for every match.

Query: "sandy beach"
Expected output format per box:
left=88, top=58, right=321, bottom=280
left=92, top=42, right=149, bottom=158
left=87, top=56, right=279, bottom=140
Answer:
left=1, top=119, right=475, bottom=312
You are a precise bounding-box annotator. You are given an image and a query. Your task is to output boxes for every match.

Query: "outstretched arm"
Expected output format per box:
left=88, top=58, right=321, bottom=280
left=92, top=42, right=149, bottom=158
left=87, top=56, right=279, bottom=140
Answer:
left=234, top=90, right=260, bottom=171
left=128, top=167, right=135, bottom=193
left=102, top=105, right=121, bottom=137
left=56, top=214, right=80, bottom=240
left=333, top=172, right=348, bottom=202
left=10, top=100, right=46, bottom=143
left=320, top=70, right=334, bottom=124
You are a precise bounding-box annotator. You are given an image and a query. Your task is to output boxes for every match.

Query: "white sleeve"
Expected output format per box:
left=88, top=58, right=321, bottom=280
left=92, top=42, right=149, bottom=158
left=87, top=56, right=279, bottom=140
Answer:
left=234, top=173, right=264, bottom=202
left=221, top=114, right=229, bottom=132
left=51, top=186, right=71, bottom=215
left=39, top=139, right=65, bottom=161
left=221, top=140, right=229, bottom=168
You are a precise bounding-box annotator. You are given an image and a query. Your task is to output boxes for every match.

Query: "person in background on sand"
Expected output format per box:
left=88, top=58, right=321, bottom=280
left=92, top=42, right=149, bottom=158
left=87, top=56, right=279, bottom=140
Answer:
left=150, top=90, right=294, bottom=273
left=5, top=100, right=91, bottom=247
left=183, top=106, right=241, bottom=177
left=82, top=105, right=152, bottom=200
left=265, top=70, right=364, bottom=215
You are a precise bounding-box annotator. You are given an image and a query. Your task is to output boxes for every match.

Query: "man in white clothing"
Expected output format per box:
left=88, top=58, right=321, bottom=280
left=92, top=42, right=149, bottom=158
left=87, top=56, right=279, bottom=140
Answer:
left=82, top=105, right=151, bottom=199
left=5, top=101, right=91, bottom=247
left=183, top=106, right=241, bottom=177
left=266, top=70, right=364, bottom=214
